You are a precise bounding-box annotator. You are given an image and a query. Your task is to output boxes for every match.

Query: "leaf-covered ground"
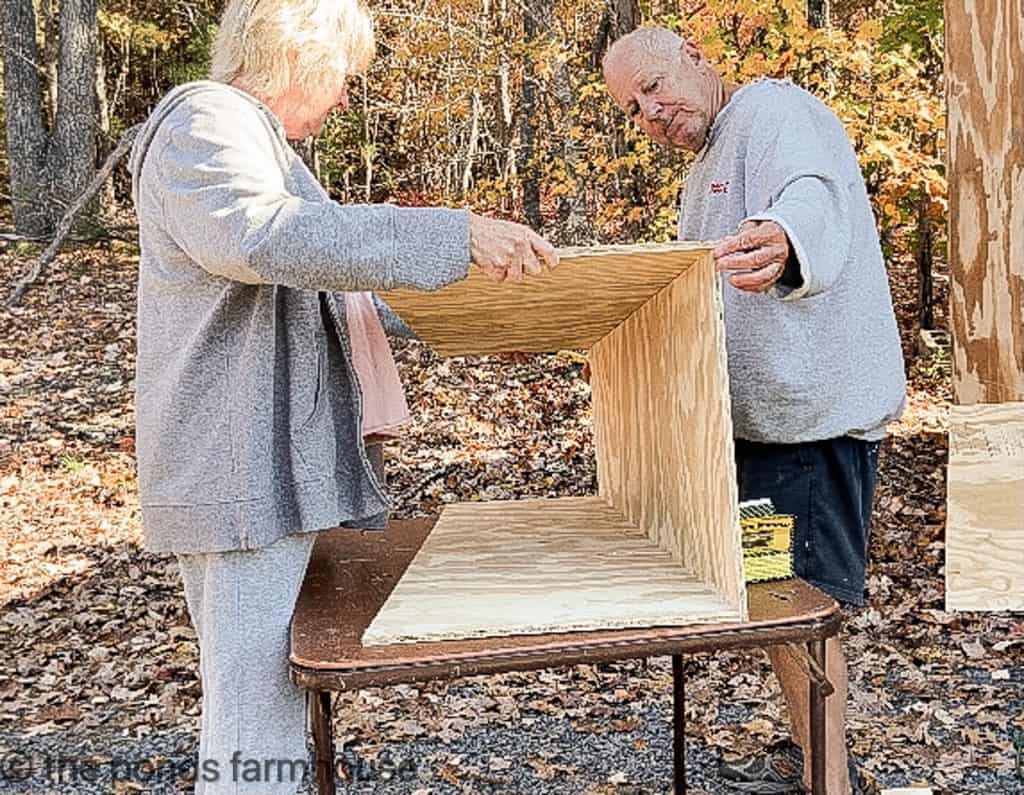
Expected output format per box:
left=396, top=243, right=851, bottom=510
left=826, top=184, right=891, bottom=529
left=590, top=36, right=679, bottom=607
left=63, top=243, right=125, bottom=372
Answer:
left=1, top=243, right=1022, bottom=794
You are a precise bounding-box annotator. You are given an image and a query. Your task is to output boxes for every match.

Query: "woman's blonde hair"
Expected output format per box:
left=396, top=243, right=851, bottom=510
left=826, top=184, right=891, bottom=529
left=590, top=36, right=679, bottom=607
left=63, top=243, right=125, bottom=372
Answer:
left=210, top=0, right=375, bottom=102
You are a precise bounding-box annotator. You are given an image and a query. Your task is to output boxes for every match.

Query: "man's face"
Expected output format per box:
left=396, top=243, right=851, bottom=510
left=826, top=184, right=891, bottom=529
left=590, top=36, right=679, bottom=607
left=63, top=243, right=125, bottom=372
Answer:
left=604, top=43, right=715, bottom=152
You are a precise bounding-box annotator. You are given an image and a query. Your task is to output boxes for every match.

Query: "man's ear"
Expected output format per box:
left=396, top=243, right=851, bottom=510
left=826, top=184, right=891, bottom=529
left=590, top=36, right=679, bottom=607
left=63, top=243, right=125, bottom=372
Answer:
left=681, top=38, right=704, bottom=66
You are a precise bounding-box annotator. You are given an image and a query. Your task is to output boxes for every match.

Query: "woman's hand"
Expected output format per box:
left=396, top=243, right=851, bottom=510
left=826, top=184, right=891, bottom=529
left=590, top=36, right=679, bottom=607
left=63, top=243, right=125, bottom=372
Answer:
left=469, top=213, right=559, bottom=283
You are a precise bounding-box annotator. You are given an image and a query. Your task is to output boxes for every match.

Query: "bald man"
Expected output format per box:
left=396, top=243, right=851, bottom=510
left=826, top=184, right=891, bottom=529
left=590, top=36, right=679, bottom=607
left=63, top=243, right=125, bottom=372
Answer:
left=603, top=27, right=904, bottom=795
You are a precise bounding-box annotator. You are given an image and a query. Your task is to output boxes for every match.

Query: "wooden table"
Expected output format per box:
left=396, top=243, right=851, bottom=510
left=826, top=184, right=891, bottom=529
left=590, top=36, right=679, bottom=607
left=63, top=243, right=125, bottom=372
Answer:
left=290, top=519, right=841, bottom=794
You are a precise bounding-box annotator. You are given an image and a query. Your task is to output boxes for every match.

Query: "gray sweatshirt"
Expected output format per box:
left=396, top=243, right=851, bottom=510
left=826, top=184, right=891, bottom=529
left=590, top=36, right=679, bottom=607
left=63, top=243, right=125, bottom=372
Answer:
left=129, top=81, right=471, bottom=555
left=679, top=78, right=906, bottom=443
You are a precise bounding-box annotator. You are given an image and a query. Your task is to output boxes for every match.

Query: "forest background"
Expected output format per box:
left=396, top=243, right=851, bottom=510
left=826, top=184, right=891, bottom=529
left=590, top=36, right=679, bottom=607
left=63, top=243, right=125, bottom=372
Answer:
left=1, top=0, right=945, bottom=317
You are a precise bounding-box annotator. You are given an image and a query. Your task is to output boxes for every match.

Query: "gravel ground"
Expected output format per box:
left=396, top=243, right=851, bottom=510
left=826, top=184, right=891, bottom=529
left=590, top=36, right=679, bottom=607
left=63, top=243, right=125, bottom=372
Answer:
left=4, top=663, right=1024, bottom=795
left=0, top=707, right=765, bottom=795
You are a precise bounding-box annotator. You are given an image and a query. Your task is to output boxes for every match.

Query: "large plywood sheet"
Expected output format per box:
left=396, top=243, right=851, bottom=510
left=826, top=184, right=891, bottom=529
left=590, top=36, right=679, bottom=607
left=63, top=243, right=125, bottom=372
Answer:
left=946, top=0, right=1024, bottom=404
left=363, top=498, right=741, bottom=645
left=590, top=254, right=745, bottom=614
left=366, top=243, right=745, bottom=644
left=946, top=402, right=1024, bottom=611
left=380, top=242, right=710, bottom=356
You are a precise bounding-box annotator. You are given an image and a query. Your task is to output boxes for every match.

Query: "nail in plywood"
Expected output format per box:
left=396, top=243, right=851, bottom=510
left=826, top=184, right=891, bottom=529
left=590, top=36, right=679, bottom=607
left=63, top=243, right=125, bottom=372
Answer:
left=945, top=402, right=1024, bottom=611
left=367, top=243, right=747, bottom=644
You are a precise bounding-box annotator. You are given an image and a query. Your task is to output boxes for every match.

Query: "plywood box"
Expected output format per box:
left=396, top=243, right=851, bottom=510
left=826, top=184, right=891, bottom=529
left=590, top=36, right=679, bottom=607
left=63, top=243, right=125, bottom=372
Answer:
left=366, top=243, right=747, bottom=644
left=945, top=402, right=1024, bottom=611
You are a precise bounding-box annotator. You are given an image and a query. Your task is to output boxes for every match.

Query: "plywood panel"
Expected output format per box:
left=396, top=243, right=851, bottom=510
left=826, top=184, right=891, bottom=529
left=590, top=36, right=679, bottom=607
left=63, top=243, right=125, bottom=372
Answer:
left=363, top=498, right=742, bottom=645
left=366, top=242, right=745, bottom=644
left=589, top=251, right=745, bottom=616
left=946, top=0, right=1024, bottom=404
left=380, top=242, right=709, bottom=356
left=946, top=402, right=1024, bottom=611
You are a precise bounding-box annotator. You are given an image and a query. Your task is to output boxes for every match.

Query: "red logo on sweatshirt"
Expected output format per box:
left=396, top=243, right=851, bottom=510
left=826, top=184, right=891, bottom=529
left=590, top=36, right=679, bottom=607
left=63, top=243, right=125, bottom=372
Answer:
left=710, top=181, right=730, bottom=194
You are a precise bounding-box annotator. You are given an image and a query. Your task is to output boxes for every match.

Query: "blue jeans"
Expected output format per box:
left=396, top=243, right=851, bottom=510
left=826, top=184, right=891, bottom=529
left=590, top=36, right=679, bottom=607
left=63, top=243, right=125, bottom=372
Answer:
left=734, top=436, right=881, bottom=606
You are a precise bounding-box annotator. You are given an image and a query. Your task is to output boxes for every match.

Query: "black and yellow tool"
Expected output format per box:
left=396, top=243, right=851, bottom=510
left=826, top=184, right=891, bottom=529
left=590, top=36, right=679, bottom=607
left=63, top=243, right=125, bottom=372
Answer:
left=740, top=498, right=795, bottom=583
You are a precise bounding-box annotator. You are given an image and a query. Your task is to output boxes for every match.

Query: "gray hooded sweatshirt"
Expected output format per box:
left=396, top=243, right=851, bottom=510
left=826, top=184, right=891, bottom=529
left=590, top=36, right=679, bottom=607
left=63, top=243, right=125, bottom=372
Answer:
left=679, top=79, right=907, bottom=443
left=129, top=81, right=471, bottom=555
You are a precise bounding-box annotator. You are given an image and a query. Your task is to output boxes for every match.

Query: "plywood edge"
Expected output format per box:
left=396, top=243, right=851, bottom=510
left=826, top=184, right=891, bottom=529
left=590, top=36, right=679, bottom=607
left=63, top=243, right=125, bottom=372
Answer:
left=710, top=264, right=747, bottom=622
left=380, top=242, right=715, bottom=356
left=555, top=240, right=716, bottom=260
left=363, top=604, right=745, bottom=646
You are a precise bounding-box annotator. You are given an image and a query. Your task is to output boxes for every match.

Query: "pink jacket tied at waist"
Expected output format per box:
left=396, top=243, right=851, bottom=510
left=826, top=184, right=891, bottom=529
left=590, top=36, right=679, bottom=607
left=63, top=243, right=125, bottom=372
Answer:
left=344, top=292, right=411, bottom=437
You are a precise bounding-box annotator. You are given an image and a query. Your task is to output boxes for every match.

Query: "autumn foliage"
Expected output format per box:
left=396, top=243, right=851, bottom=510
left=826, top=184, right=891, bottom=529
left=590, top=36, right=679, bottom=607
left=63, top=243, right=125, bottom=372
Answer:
left=6, top=0, right=945, bottom=265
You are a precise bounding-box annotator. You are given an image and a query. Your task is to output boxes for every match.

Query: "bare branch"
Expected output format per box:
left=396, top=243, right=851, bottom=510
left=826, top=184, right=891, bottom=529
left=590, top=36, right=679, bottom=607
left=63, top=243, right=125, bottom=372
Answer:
left=6, top=124, right=141, bottom=307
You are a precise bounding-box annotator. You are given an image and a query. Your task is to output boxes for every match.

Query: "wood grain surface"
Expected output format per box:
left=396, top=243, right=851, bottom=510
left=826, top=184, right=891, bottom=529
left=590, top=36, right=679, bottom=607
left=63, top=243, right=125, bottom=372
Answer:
left=363, top=498, right=742, bottom=645
left=946, top=402, right=1024, bottom=611
left=946, top=0, right=1024, bottom=403
left=366, top=243, right=747, bottom=644
left=589, top=251, right=746, bottom=618
left=380, top=242, right=710, bottom=356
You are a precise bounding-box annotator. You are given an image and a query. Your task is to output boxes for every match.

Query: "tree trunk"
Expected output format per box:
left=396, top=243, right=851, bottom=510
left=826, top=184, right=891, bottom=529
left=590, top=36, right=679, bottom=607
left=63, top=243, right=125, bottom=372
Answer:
left=518, top=0, right=549, bottom=231
left=551, top=62, right=585, bottom=244
left=361, top=76, right=374, bottom=202
left=806, top=0, right=830, bottom=28
left=53, top=0, right=99, bottom=222
left=0, top=0, right=99, bottom=236
left=488, top=0, right=516, bottom=182
left=590, top=0, right=641, bottom=69
left=915, top=192, right=934, bottom=332
left=95, top=29, right=110, bottom=137
left=1, top=0, right=51, bottom=236
left=42, top=0, right=60, bottom=125
left=292, top=138, right=321, bottom=182
left=96, top=27, right=117, bottom=215
left=588, top=0, right=643, bottom=240
left=462, top=89, right=481, bottom=194
left=7, top=123, right=140, bottom=306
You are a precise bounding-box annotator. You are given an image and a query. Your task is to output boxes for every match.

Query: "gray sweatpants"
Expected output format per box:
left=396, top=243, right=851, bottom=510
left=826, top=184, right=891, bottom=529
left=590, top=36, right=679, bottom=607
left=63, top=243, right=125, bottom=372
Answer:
left=177, top=531, right=318, bottom=794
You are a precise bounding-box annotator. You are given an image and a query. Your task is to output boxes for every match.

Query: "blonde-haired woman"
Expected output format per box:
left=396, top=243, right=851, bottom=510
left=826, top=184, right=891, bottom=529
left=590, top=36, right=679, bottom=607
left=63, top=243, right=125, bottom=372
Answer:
left=129, top=0, right=556, bottom=791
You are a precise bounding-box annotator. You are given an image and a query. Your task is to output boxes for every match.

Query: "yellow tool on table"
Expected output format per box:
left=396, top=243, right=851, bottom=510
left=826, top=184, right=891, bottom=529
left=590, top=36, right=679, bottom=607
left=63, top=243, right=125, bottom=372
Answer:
left=740, top=498, right=795, bottom=583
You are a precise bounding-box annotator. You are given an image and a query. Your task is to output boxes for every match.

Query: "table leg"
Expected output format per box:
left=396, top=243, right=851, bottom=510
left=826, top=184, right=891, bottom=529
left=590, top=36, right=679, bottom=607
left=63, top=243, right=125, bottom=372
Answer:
left=310, top=690, right=337, bottom=795
left=672, top=654, right=685, bottom=793
left=807, top=639, right=827, bottom=795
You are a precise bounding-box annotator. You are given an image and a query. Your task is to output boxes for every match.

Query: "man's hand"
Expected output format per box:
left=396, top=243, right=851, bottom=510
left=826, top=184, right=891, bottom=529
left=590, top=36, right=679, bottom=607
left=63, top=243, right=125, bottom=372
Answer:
left=469, top=213, right=559, bottom=283
left=712, top=220, right=791, bottom=293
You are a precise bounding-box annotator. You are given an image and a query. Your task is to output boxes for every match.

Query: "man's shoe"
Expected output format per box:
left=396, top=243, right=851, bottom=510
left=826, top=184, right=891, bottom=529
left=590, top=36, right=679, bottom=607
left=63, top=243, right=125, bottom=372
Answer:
left=719, top=739, right=879, bottom=795
left=718, top=738, right=804, bottom=793
left=847, top=756, right=880, bottom=795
